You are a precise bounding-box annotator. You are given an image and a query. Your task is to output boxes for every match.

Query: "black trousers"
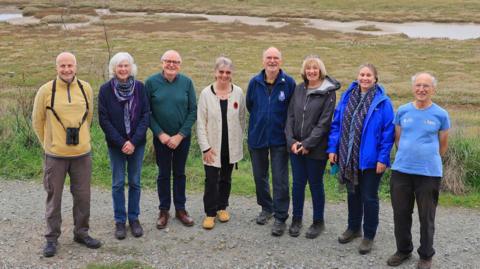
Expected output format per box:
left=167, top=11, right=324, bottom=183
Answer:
left=390, top=170, right=440, bottom=260
left=203, top=154, right=234, bottom=217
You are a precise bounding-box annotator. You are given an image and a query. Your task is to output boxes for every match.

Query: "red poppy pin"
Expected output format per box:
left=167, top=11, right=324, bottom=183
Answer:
left=233, top=102, right=238, bottom=109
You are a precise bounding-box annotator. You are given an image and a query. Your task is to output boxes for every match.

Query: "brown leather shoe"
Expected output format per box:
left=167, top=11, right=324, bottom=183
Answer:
left=156, top=210, right=169, bottom=229
left=417, top=258, right=432, bottom=269
left=175, top=209, right=194, bottom=226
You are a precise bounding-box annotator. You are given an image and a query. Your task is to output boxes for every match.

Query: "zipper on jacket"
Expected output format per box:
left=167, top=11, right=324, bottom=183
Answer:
left=300, top=93, right=309, bottom=139
left=67, top=83, right=72, bottom=103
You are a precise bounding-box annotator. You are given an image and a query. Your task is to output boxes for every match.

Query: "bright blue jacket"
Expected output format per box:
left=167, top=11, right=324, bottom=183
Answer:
left=327, top=81, right=395, bottom=169
left=246, top=69, right=296, bottom=149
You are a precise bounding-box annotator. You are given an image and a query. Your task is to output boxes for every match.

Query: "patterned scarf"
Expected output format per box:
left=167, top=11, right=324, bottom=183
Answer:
left=338, top=85, right=377, bottom=192
left=112, top=76, right=136, bottom=137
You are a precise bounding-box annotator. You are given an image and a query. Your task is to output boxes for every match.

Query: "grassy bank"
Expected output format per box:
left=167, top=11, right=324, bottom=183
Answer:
left=3, top=0, right=480, bottom=23
left=0, top=4, right=479, bottom=208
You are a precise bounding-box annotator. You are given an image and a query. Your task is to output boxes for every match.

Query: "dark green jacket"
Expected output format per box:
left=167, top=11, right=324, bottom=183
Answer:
left=145, top=72, right=197, bottom=137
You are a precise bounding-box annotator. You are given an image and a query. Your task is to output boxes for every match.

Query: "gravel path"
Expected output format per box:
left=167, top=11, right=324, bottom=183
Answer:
left=0, top=180, right=478, bottom=269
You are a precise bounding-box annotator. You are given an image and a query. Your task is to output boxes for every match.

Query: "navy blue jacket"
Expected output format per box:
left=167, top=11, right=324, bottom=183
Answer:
left=246, top=69, right=296, bottom=149
left=327, top=81, right=395, bottom=169
left=98, top=79, right=150, bottom=148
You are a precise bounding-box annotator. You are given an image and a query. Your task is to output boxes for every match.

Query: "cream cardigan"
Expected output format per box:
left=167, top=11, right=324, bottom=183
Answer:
left=196, top=83, right=246, bottom=167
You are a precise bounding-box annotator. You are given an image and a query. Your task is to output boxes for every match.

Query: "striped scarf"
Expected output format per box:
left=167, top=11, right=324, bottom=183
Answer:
left=112, top=76, right=136, bottom=137
left=338, top=85, right=376, bottom=192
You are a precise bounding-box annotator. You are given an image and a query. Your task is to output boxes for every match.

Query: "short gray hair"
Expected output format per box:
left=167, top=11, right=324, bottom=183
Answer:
left=262, top=47, right=282, bottom=60
left=109, top=52, right=138, bottom=79
left=214, top=56, right=234, bottom=71
left=411, top=72, right=437, bottom=87
left=160, top=50, right=182, bottom=63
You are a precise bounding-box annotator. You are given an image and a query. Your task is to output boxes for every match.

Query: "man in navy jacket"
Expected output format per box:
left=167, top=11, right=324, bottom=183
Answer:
left=246, top=47, right=296, bottom=236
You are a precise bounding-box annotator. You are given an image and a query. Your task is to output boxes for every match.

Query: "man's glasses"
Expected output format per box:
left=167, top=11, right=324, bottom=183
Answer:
left=163, top=60, right=181, bottom=65
left=415, top=83, right=432, bottom=89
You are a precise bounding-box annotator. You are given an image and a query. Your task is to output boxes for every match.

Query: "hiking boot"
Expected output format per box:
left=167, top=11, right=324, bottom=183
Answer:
left=129, top=220, right=143, bottom=238
left=202, top=216, right=216, bottom=229
left=358, top=238, right=374, bottom=254
left=74, top=235, right=102, bottom=249
left=386, top=251, right=412, bottom=266
left=417, top=258, right=432, bottom=269
left=256, top=210, right=272, bottom=225
left=271, top=219, right=286, bottom=236
left=217, top=210, right=230, bottom=222
left=43, top=241, right=57, bottom=258
left=305, top=220, right=325, bottom=239
left=288, top=218, right=302, bottom=237
left=114, top=222, right=126, bottom=240
left=338, top=229, right=362, bottom=244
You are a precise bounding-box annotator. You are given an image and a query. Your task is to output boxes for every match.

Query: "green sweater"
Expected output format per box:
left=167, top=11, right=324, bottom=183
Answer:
left=145, top=72, right=197, bottom=137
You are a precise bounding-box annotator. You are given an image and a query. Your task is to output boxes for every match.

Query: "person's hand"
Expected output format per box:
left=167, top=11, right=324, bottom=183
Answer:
left=301, top=147, right=309, bottom=155
left=167, top=134, right=184, bottom=149
left=203, top=148, right=216, bottom=164
left=158, top=133, right=171, bottom=144
left=328, top=153, right=338, bottom=164
left=122, top=141, right=135, bottom=155
left=376, top=162, right=387, bottom=174
left=291, top=142, right=301, bottom=154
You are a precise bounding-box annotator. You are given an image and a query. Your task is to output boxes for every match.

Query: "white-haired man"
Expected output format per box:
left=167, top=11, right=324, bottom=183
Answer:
left=387, top=72, right=450, bottom=269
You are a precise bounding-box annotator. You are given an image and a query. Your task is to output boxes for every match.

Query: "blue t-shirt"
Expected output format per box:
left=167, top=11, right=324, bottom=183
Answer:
left=392, top=102, right=450, bottom=177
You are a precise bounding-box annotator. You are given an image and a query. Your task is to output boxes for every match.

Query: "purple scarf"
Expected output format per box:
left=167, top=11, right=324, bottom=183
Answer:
left=111, top=76, right=138, bottom=137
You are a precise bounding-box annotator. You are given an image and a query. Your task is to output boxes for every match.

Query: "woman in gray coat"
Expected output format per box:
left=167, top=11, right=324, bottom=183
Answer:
left=285, top=55, right=340, bottom=238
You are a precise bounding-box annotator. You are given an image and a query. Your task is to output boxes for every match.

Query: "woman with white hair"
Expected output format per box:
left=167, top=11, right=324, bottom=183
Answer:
left=196, top=56, right=246, bottom=229
left=98, top=52, right=150, bottom=240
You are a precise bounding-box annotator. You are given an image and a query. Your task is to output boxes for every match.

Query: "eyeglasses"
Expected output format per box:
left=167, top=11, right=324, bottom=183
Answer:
left=218, top=70, right=232, bottom=75
left=415, top=83, right=432, bottom=89
left=163, top=60, right=181, bottom=65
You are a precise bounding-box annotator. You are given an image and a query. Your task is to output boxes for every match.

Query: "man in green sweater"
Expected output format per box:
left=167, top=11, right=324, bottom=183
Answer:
left=145, top=50, right=197, bottom=229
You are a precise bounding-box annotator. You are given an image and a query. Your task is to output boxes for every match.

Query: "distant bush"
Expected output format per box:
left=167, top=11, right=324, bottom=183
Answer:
left=443, top=132, right=480, bottom=193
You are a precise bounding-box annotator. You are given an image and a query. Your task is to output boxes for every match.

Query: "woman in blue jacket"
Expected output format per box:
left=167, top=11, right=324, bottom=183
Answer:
left=327, top=63, right=394, bottom=254
left=98, top=52, right=150, bottom=240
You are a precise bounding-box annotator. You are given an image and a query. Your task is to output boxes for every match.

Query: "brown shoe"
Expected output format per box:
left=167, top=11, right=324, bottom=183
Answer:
left=176, top=209, right=194, bottom=226
left=417, top=258, right=432, bottom=269
left=387, top=251, right=412, bottom=267
left=338, top=229, right=362, bottom=244
left=156, top=209, right=169, bottom=229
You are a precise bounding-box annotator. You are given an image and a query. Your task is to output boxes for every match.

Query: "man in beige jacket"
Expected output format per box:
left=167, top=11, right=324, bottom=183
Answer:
left=32, top=52, right=101, bottom=257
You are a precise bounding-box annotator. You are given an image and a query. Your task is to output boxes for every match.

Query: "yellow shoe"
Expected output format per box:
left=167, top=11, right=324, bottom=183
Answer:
left=203, top=216, right=216, bottom=229
left=217, top=210, right=230, bottom=222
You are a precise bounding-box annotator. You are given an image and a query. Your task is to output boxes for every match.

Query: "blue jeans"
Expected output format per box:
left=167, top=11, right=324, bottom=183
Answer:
left=108, top=144, right=145, bottom=224
left=290, top=154, right=327, bottom=221
left=249, top=146, right=289, bottom=221
left=154, top=136, right=191, bottom=211
left=347, top=169, right=382, bottom=240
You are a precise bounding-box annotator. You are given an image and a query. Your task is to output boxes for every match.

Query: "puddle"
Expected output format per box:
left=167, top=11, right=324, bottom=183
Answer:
left=159, top=12, right=288, bottom=28
left=0, top=13, right=22, bottom=21
left=307, top=18, right=480, bottom=40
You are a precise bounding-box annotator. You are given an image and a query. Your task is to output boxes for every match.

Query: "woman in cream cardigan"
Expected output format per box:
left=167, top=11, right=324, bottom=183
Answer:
left=196, top=56, right=246, bottom=229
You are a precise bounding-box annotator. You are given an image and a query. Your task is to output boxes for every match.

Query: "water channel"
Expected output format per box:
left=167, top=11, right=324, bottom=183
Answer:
left=1, top=7, right=479, bottom=40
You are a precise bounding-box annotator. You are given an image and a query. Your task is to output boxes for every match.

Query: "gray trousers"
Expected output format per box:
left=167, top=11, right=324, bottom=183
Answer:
left=43, top=153, right=91, bottom=242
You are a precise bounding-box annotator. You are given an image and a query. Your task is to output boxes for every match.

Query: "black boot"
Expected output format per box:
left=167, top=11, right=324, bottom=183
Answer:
left=305, top=220, right=325, bottom=239
left=288, top=217, right=302, bottom=237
